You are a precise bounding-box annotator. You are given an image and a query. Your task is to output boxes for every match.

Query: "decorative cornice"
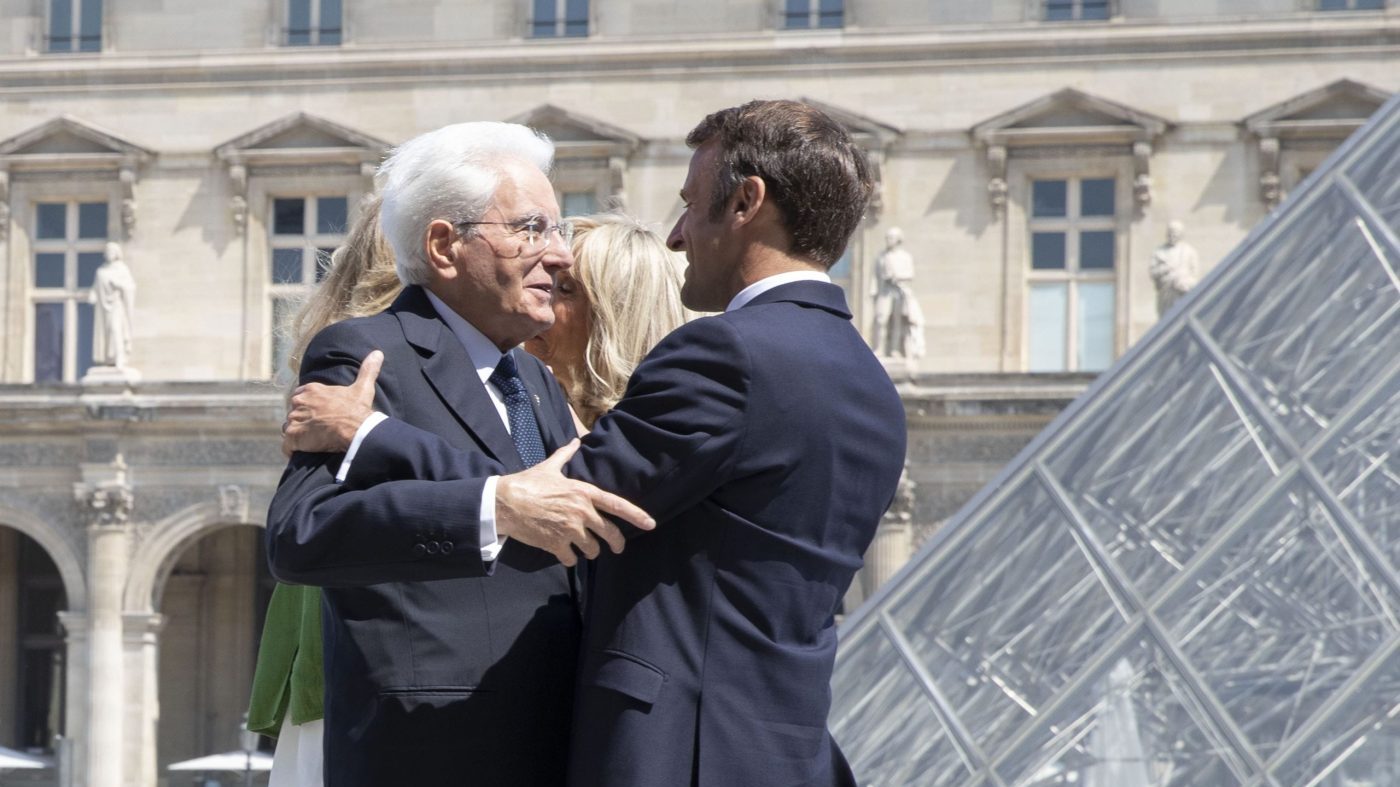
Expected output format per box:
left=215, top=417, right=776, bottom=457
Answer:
left=0, top=17, right=1394, bottom=93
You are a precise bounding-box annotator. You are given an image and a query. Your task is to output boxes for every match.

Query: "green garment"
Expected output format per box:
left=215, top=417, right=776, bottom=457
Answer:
left=246, top=583, right=324, bottom=738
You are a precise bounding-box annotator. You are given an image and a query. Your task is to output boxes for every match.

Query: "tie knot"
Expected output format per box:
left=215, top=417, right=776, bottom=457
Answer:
left=489, top=353, right=526, bottom=398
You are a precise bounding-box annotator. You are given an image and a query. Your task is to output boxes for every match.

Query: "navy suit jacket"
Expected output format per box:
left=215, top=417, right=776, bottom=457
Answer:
left=359, top=281, right=907, bottom=786
left=264, top=285, right=582, bottom=787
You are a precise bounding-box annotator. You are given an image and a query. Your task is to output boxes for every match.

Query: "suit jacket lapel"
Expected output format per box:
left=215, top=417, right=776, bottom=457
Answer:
left=392, top=286, right=525, bottom=473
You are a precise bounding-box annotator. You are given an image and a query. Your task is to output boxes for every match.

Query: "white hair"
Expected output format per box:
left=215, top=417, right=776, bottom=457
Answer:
left=377, top=122, right=554, bottom=285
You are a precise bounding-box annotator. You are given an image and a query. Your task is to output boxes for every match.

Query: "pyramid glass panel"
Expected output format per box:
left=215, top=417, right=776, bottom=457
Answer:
left=994, top=638, right=1254, bottom=786
left=833, top=95, right=1400, bottom=787
left=885, top=477, right=1134, bottom=756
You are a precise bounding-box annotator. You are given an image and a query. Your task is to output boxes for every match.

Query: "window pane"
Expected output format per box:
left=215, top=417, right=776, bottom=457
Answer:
left=272, top=248, right=304, bottom=284
left=1080, top=178, right=1114, bottom=217
left=818, top=0, right=843, bottom=28
left=1077, top=282, right=1115, bottom=371
left=77, top=301, right=94, bottom=377
left=1318, top=0, right=1349, bottom=8
left=36, top=203, right=67, bottom=239
left=1031, top=232, right=1066, bottom=270
left=1079, top=230, right=1115, bottom=270
left=1356, top=0, right=1384, bottom=7
left=271, top=297, right=297, bottom=380
left=784, top=0, right=808, bottom=28
left=1028, top=283, right=1068, bottom=372
left=532, top=0, right=555, bottom=35
left=829, top=247, right=852, bottom=280
left=561, top=191, right=597, bottom=217
left=315, top=249, right=336, bottom=282
left=273, top=198, right=305, bottom=235
left=77, top=251, right=103, bottom=288
left=1032, top=180, right=1067, bottom=217
left=48, top=0, right=73, bottom=51
left=34, top=303, right=64, bottom=383
left=1044, top=0, right=1074, bottom=21
left=319, top=0, right=342, bottom=40
left=78, top=0, right=100, bottom=51
left=287, top=0, right=311, bottom=43
left=564, top=0, right=588, bottom=35
left=316, top=197, right=348, bottom=234
left=77, top=202, right=107, bottom=239
left=35, top=253, right=66, bottom=288
left=1080, top=0, right=1109, bottom=19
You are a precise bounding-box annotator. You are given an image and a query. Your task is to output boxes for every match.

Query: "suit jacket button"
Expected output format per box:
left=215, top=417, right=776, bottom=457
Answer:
left=412, top=543, right=427, bottom=557
left=426, top=541, right=441, bottom=555
left=441, top=541, right=455, bottom=555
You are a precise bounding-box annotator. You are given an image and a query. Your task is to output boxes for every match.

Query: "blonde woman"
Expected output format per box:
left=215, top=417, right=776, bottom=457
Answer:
left=249, top=193, right=400, bottom=787
left=524, top=214, right=690, bottom=428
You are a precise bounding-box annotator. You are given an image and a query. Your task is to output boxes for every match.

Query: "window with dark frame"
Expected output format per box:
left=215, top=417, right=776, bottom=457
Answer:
left=1026, top=176, right=1118, bottom=373
left=1318, top=0, right=1385, bottom=9
left=531, top=0, right=589, bottom=38
left=268, top=196, right=349, bottom=380
left=784, top=0, right=843, bottom=29
left=46, top=0, right=101, bottom=53
left=31, top=201, right=105, bottom=383
left=286, top=0, right=342, bottom=46
left=1044, top=0, right=1110, bottom=22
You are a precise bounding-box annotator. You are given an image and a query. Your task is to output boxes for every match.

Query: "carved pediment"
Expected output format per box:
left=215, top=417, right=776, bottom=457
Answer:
left=972, top=88, right=1168, bottom=147
left=214, top=112, right=389, bottom=167
left=1244, top=79, right=1391, bottom=140
left=215, top=113, right=388, bottom=235
left=507, top=104, right=641, bottom=157
left=971, top=89, right=1169, bottom=218
left=0, top=115, right=152, bottom=170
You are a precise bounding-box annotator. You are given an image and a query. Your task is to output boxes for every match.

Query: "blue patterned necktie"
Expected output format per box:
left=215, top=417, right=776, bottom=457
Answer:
left=488, top=352, right=548, bottom=467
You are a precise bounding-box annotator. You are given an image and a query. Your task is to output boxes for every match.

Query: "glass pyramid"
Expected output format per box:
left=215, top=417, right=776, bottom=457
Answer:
left=832, top=94, right=1400, bottom=787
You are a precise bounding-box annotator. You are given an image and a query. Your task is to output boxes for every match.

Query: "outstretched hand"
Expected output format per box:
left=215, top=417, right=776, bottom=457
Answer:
left=496, top=439, right=656, bottom=567
left=282, top=350, right=383, bottom=456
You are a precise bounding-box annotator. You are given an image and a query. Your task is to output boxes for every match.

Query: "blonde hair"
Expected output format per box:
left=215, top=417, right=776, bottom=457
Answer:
left=565, top=214, right=689, bottom=427
left=284, top=194, right=402, bottom=382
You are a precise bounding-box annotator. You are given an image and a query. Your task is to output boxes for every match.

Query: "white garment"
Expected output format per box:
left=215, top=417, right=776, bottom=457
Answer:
left=269, top=713, right=324, bottom=787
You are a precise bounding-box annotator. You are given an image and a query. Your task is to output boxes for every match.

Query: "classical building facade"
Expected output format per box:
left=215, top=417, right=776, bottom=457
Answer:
left=0, top=1, right=1395, bottom=785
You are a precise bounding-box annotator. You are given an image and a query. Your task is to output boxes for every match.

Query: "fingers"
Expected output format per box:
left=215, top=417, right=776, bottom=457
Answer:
left=352, top=351, right=383, bottom=400
left=589, top=489, right=656, bottom=532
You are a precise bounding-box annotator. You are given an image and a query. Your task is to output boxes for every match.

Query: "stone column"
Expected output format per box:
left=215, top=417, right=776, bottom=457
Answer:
left=862, top=463, right=917, bottom=598
left=75, top=469, right=133, bottom=787
left=123, top=612, right=164, bottom=787
left=56, top=611, right=88, bottom=787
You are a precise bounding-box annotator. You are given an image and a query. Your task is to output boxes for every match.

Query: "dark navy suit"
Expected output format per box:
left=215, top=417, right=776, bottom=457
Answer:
left=265, top=285, right=582, bottom=787
left=357, top=281, right=907, bottom=786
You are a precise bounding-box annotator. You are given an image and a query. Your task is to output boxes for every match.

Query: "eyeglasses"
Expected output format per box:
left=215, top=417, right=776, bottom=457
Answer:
left=457, top=217, right=575, bottom=250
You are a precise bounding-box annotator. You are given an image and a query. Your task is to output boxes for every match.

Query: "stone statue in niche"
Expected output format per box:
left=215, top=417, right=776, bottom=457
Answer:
left=1149, top=221, right=1200, bottom=319
left=871, top=227, right=925, bottom=362
left=92, top=242, right=137, bottom=369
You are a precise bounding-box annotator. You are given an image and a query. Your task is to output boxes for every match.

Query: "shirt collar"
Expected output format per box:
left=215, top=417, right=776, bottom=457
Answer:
left=424, top=288, right=507, bottom=387
left=725, top=270, right=832, bottom=312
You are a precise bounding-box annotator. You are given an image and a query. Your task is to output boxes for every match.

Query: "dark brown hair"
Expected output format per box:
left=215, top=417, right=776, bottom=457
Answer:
left=686, top=99, right=873, bottom=268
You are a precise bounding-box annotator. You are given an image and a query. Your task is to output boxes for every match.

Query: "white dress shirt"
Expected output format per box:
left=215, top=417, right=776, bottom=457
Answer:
left=725, top=270, right=831, bottom=312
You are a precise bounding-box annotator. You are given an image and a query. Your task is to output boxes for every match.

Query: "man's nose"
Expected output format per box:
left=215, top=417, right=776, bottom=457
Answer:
left=542, top=237, right=574, bottom=270
left=666, top=219, right=684, bottom=252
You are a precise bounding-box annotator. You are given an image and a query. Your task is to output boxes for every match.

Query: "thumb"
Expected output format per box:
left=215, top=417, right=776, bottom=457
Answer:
left=353, top=350, right=384, bottom=400
left=539, top=438, right=580, bottom=471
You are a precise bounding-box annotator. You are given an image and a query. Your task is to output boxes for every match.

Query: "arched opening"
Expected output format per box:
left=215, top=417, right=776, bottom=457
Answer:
left=154, top=523, right=274, bottom=785
left=0, top=526, right=67, bottom=759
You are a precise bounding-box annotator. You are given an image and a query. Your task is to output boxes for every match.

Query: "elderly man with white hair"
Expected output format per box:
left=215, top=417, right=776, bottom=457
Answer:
left=264, top=122, right=651, bottom=787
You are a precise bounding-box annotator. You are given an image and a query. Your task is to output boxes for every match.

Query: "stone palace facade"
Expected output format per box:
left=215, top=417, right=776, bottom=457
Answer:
left=0, top=0, right=1395, bottom=784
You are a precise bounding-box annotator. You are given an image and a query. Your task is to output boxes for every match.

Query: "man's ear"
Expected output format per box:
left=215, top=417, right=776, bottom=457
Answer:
left=424, top=219, right=458, bottom=278
left=729, top=175, right=767, bottom=227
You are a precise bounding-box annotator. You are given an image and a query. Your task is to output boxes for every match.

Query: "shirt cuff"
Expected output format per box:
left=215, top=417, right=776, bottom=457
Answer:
left=480, top=476, right=506, bottom=562
left=334, top=411, right=389, bottom=483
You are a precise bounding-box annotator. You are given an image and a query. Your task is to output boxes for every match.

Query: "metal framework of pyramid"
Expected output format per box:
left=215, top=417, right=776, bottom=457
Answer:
left=831, top=95, right=1400, bottom=787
